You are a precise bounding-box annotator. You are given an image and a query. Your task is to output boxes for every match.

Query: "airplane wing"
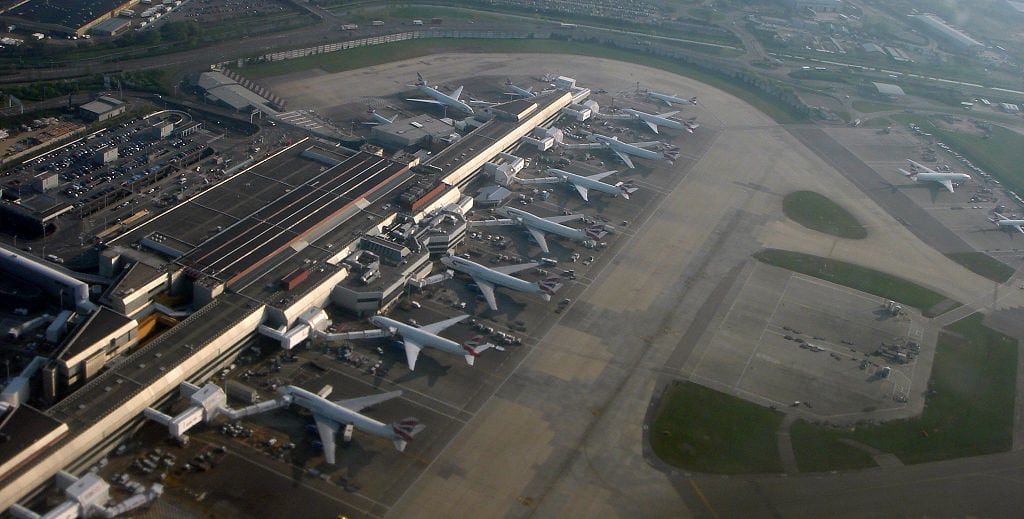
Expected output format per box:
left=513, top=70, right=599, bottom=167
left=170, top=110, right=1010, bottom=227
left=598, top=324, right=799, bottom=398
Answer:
left=525, top=226, right=550, bottom=253
left=403, top=339, right=423, bottom=370
left=313, top=415, right=339, bottom=465
left=573, top=183, right=590, bottom=201
left=587, top=170, right=617, bottom=181
left=614, top=149, right=636, bottom=169
left=907, top=159, right=936, bottom=174
left=939, top=179, right=955, bottom=193
left=492, top=262, right=537, bottom=275
left=335, top=390, right=403, bottom=412
left=658, top=111, right=680, bottom=118
left=643, top=120, right=660, bottom=134
left=419, top=314, right=469, bottom=335
left=657, top=97, right=672, bottom=106
left=451, top=86, right=464, bottom=100
left=1016, top=225, right=1024, bottom=234
left=545, top=214, right=584, bottom=224
left=475, top=278, right=499, bottom=310
left=407, top=98, right=444, bottom=105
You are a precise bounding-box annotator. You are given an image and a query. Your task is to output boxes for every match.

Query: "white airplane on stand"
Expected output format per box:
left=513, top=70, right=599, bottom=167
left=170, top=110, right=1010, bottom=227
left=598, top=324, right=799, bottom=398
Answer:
left=899, top=159, right=971, bottom=193
left=504, top=78, right=536, bottom=98
left=991, top=213, right=1024, bottom=234
left=574, top=133, right=664, bottom=169
left=440, top=255, right=562, bottom=311
left=277, top=385, right=423, bottom=464
left=352, top=315, right=496, bottom=370
left=621, top=108, right=698, bottom=134
left=545, top=168, right=635, bottom=202
left=406, top=73, right=474, bottom=114
left=474, top=207, right=607, bottom=254
left=648, top=91, right=698, bottom=107
left=363, top=106, right=397, bottom=125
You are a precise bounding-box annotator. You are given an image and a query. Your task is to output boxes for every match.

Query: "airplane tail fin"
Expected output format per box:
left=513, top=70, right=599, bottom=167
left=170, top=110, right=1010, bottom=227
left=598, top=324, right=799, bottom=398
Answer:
left=538, top=276, right=563, bottom=298
left=462, top=337, right=496, bottom=365
left=899, top=168, right=917, bottom=180
left=391, top=418, right=425, bottom=451
left=690, top=96, right=698, bottom=105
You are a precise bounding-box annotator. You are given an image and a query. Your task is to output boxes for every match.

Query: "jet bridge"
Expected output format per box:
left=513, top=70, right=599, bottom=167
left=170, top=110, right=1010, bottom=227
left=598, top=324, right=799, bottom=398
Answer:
left=143, top=382, right=287, bottom=441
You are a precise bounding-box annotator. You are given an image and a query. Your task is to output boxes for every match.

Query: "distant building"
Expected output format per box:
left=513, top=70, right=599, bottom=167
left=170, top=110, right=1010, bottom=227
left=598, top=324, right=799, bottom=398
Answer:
left=872, top=82, right=905, bottom=98
left=370, top=115, right=454, bottom=149
left=90, top=16, right=130, bottom=37
left=1000, top=103, right=1020, bottom=114
left=787, top=0, right=842, bottom=13
left=0, top=0, right=139, bottom=37
left=861, top=42, right=884, bottom=54
left=910, top=13, right=984, bottom=51
left=197, top=70, right=273, bottom=113
left=79, top=96, right=126, bottom=122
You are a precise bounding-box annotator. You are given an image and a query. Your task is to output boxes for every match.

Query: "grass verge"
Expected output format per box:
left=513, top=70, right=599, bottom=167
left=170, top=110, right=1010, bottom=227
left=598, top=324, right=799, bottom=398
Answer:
left=851, top=100, right=902, bottom=113
left=236, top=38, right=806, bottom=123
left=789, top=421, right=878, bottom=472
left=753, top=249, right=957, bottom=316
left=650, top=381, right=784, bottom=473
left=945, top=252, right=1015, bottom=283
left=792, top=314, right=1017, bottom=468
left=782, top=191, right=867, bottom=239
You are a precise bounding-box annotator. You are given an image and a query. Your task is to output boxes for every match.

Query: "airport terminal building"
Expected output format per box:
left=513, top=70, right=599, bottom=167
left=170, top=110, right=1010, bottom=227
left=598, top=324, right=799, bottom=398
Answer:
left=0, top=88, right=575, bottom=509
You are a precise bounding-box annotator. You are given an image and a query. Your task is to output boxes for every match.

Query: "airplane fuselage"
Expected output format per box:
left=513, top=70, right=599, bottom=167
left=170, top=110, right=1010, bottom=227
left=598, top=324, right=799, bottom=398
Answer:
left=915, top=172, right=971, bottom=184
left=594, top=135, right=661, bottom=160
left=441, top=256, right=542, bottom=295
left=505, top=207, right=589, bottom=243
left=648, top=92, right=696, bottom=106
left=621, top=109, right=687, bottom=132
left=507, top=85, right=535, bottom=98
left=369, top=316, right=464, bottom=357
left=547, top=168, right=624, bottom=198
left=278, top=385, right=392, bottom=439
left=418, top=84, right=474, bottom=113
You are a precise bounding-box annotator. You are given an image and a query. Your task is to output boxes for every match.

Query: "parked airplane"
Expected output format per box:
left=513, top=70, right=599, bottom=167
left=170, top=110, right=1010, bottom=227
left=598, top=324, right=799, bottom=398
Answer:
left=407, top=73, right=474, bottom=114
left=621, top=108, right=698, bottom=134
left=545, top=168, right=635, bottom=202
left=991, top=213, right=1024, bottom=234
left=277, top=385, right=423, bottom=464
left=504, top=78, right=536, bottom=98
left=581, top=133, right=664, bottom=169
left=475, top=207, right=606, bottom=254
left=899, top=159, right=971, bottom=193
left=363, top=106, right=396, bottom=125
left=648, top=91, right=698, bottom=107
left=358, top=315, right=496, bottom=370
left=440, top=255, right=562, bottom=311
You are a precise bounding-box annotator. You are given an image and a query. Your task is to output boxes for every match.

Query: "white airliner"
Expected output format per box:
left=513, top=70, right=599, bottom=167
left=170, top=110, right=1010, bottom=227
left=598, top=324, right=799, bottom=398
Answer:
left=992, top=213, right=1024, bottom=234
left=475, top=207, right=606, bottom=254
left=899, top=159, right=971, bottom=193
left=580, top=133, right=664, bottom=169
left=621, top=108, right=698, bottom=134
left=440, top=255, right=562, bottom=311
left=546, top=168, right=635, bottom=202
left=277, top=385, right=423, bottom=464
left=504, top=78, right=536, bottom=98
left=357, top=315, right=495, bottom=370
left=407, top=73, right=474, bottom=114
left=363, top=106, right=396, bottom=125
left=648, top=91, right=698, bottom=107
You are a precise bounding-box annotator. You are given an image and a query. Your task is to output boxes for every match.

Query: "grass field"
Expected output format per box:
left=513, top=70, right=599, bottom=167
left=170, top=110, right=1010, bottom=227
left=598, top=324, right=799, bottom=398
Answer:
left=791, top=314, right=1017, bottom=468
left=945, top=252, right=1015, bottom=283
left=852, top=100, right=902, bottom=113
left=650, top=381, right=784, bottom=473
left=236, top=38, right=806, bottom=123
left=753, top=249, right=956, bottom=315
left=782, top=191, right=868, bottom=239
left=789, top=421, right=877, bottom=472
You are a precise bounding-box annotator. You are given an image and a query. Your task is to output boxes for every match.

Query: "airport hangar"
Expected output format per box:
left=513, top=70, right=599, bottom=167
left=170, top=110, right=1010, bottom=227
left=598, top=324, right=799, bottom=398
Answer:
left=0, top=88, right=578, bottom=509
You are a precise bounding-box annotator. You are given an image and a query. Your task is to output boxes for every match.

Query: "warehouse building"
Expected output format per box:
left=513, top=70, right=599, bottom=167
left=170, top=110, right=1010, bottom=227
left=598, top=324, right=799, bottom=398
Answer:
left=78, top=97, right=126, bottom=122
left=0, top=0, right=138, bottom=37
left=910, top=13, right=984, bottom=51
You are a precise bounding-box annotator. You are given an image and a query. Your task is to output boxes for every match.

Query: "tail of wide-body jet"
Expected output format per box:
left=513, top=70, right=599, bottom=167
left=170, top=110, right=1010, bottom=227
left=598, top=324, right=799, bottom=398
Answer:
left=537, top=276, right=563, bottom=300
left=389, top=417, right=426, bottom=452
left=461, top=337, right=497, bottom=366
